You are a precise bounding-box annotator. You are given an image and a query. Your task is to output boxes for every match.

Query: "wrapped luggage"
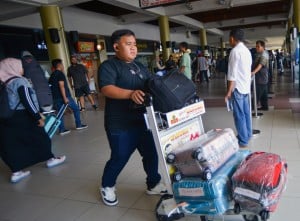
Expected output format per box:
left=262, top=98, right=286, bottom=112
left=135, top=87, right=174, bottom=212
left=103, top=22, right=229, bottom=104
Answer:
left=166, top=128, right=239, bottom=181
left=232, top=151, right=288, bottom=221
left=172, top=150, right=251, bottom=215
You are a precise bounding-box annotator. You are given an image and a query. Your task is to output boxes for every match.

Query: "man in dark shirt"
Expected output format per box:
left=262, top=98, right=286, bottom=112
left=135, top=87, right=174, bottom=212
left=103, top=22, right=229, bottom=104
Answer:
left=165, top=54, right=176, bottom=71
left=252, top=40, right=269, bottom=111
left=98, top=29, right=166, bottom=206
left=67, top=55, right=97, bottom=111
left=49, top=59, right=88, bottom=135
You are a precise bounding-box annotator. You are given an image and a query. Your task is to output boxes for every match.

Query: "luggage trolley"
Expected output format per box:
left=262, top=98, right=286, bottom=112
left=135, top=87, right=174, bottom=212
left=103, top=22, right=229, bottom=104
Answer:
left=144, top=95, right=207, bottom=220
left=144, top=96, right=261, bottom=221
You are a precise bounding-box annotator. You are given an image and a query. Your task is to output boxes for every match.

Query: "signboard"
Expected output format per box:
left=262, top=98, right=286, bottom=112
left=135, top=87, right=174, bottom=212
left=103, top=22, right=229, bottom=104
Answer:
left=163, top=100, right=205, bottom=128
left=77, top=41, right=95, bottom=53
left=139, top=0, right=183, bottom=9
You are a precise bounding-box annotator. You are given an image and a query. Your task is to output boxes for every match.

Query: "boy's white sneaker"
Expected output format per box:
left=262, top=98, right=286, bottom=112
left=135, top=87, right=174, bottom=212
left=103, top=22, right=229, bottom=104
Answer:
left=100, top=186, right=118, bottom=206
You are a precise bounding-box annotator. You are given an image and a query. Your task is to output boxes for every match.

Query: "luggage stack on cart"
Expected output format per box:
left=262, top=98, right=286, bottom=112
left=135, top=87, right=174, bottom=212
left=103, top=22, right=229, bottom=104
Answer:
left=144, top=94, right=288, bottom=221
left=172, top=149, right=251, bottom=216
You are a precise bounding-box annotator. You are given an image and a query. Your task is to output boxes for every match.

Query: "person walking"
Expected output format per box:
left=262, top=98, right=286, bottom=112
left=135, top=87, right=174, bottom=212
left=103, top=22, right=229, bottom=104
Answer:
left=225, top=29, right=252, bottom=148
left=0, top=58, right=65, bottom=183
left=98, top=29, right=166, bottom=206
left=49, top=58, right=88, bottom=135
left=252, top=40, right=269, bottom=111
left=67, top=55, right=97, bottom=111
left=179, top=42, right=192, bottom=80
left=197, top=53, right=209, bottom=83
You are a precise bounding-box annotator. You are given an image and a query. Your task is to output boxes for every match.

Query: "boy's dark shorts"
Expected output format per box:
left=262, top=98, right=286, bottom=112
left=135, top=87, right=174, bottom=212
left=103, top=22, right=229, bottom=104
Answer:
left=75, top=84, right=91, bottom=97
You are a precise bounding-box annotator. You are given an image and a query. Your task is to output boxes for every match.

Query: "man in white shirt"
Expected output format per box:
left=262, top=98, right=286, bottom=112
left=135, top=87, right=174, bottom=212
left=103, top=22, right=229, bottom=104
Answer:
left=225, top=29, right=252, bottom=148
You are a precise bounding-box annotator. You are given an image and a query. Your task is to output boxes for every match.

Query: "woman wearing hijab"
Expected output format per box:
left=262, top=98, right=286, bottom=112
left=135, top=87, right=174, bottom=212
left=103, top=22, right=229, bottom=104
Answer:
left=0, top=58, right=66, bottom=183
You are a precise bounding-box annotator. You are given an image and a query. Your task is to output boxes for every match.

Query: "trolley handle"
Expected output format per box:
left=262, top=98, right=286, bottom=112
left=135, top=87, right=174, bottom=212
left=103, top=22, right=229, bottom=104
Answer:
left=143, top=93, right=153, bottom=107
left=129, top=93, right=153, bottom=109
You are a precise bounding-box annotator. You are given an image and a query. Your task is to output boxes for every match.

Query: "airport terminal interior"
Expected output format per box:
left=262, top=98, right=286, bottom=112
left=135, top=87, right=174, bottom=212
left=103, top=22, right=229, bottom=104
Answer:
left=0, top=0, right=300, bottom=221
left=0, top=70, right=299, bottom=221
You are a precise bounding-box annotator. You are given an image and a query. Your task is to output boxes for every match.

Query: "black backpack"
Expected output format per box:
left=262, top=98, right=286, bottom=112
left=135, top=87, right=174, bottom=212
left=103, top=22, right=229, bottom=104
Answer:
left=145, top=69, right=197, bottom=113
left=0, top=76, right=20, bottom=120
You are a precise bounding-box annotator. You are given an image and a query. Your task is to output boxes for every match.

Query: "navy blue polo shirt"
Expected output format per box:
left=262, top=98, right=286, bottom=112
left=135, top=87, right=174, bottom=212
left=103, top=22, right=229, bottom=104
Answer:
left=98, top=57, right=151, bottom=129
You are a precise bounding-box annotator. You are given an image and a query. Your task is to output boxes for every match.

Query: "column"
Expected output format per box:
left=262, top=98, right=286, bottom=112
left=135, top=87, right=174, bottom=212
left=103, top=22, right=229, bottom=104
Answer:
left=200, top=28, right=207, bottom=51
left=220, top=37, right=226, bottom=58
left=294, top=0, right=300, bottom=30
left=39, top=5, right=70, bottom=71
left=158, top=16, right=171, bottom=61
left=294, top=0, right=300, bottom=88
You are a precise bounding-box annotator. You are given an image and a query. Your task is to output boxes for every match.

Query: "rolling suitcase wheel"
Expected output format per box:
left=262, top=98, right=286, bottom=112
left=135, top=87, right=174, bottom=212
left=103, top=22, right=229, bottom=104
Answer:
left=156, top=194, right=184, bottom=221
left=260, top=210, right=270, bottom=221
left=202, top=168, right=212, bottom=180
left=200, top=215, right=210, bottom=221
left=166, top=153, right=176, bottom=164
left=173, top=172, right=182, bottom=182
left=193, top=149, right=204, bottom=161
left=243, top=214, right=259, bottom=221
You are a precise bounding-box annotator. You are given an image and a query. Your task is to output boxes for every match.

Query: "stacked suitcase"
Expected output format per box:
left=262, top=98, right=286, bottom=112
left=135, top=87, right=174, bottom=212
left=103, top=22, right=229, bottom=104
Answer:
left=172, top=149, right=251, bottom=216
left=156, top=128, right=249, bottom=220
left=232, top=152, right=288, bottom=221
left=166, top=128, right=239, bottom=181
left=143, top=97, right=288, bottom=221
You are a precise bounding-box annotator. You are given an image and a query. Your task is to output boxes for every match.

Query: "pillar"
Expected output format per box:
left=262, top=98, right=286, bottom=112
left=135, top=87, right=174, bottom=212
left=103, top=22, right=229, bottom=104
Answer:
left=220, top=37, right=226, bottom=58
left=200, top=28, right=207, bottom=51
left=287, top=18, right=293, bottom=53
left=39, top=5, right=70, bottom=72
left=294, top=0, right=300, bottom=88
left=294, top=0, right=300, bottom=31
left=158, top=16, right=171, bottom=61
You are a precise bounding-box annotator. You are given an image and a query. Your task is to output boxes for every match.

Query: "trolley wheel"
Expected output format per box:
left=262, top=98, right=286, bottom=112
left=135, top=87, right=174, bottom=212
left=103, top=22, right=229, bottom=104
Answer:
left=234, top=203, right=241, bottom=214
left=260, top=210, right=270, bottom=221
left=173, top=172, right=182, bottom=182
left=173, top=212, right=184, bottom=220
left=200, top=215, right=209, bottom=221
left=156, top=214, right=168, bottom=221
left=166, top=153, right=176, bottom=164
left=243, top=214, right=259, bottom=221
left=193, top=149, right=204, bottom=161
left=202, top=169, right=212, bottom=180
left=155, top=194, right=173, bottom=221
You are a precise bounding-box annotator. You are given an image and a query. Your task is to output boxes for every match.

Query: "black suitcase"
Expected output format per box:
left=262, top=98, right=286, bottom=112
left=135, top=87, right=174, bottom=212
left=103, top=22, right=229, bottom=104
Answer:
left=21, top=51, right=53, bottom=113
left=145, top=69, right=196, bottom=113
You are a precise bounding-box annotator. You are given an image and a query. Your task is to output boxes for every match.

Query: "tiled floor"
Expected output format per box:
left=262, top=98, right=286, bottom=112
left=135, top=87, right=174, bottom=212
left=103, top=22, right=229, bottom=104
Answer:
left=0, top=70, right=299, bottom=221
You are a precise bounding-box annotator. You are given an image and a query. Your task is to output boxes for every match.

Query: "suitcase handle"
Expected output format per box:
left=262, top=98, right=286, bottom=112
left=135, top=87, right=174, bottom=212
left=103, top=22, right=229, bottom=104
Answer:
left=56, top=104, right=68, bottom=120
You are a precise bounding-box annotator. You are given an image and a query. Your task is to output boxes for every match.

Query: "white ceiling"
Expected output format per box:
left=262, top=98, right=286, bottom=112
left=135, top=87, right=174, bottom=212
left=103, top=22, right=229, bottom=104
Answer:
left=0, top=0, right=292, bottom=50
